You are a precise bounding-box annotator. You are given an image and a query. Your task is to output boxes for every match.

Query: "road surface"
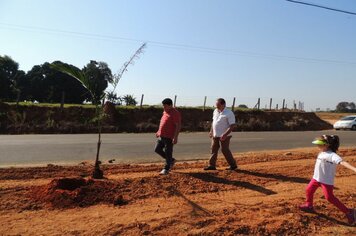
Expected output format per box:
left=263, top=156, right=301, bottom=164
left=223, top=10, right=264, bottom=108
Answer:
left=1, top=131, right=356, bottom=166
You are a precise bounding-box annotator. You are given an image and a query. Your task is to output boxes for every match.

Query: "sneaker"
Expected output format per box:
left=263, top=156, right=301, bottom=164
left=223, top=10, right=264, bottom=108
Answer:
left=170, top=158, right=176, bottom=169
left=299, top=203, right=314, bottom=213
left=159, top=169, right=169, bottom=175
left=346, top=209, right=355, bottom=225
left=204, top=166, right=217, bottom=171
left=226, top=166, right=238, bottom=170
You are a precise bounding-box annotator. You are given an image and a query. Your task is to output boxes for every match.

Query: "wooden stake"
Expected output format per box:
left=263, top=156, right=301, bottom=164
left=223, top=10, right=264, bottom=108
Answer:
left=140, top=94, right=144, bottom=109
left=203, top=96, right=207, bottom=111
left=282, top=99, right=285, bottom=110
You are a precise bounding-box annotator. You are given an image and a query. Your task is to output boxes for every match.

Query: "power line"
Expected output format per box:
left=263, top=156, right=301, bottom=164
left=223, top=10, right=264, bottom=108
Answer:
left=286, top=0, right=356, bottom=16
left=1, top=22, right=356, bottom=65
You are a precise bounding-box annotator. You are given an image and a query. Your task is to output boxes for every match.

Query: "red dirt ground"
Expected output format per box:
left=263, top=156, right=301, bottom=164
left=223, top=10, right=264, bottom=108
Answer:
left=0, top=148, right=355, bottom=235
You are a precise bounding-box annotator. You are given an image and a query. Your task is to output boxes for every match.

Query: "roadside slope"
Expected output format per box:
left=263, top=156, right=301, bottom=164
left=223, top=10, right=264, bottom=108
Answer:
left=0, top=102, right=332, bottom=134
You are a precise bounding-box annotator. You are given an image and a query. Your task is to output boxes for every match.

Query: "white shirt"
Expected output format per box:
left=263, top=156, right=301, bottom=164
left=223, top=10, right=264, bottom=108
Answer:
left=313, top=151, right=343, bottom=185
left=212, top=108, right=236, bottom=137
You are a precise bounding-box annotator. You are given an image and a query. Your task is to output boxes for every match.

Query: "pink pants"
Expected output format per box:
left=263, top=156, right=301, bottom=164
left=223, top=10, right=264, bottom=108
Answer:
left=305, top=178, right=349, bottom=214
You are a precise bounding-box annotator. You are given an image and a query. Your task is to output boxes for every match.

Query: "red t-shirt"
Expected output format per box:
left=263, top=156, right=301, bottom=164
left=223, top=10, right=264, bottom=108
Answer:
left=157, top=108, right=181, bottom=139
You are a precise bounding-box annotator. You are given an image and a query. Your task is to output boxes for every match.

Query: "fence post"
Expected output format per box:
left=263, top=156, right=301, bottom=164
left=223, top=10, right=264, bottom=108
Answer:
left=269, top=98, right=272, bottom=110
left=253, top=98, right=261, bottom=110
left=282, top=99, right=285, bottom=111
left=232, top=97, right=236, bottom=111
left=140, top=94, right=144, bottom=109
left=203, top=96, right=207, bottom=111
left=174, top=95, right=177, bottom=107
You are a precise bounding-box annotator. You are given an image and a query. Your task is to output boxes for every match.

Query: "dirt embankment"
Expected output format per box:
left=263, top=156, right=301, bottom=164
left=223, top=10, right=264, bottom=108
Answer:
left=0, top=102, right=332, bottom=134
left=0, top=148, right=355, bottom=235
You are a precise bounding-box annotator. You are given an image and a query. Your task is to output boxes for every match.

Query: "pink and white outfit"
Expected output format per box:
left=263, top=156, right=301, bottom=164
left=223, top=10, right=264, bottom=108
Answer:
left=305, top=151, right=348, bottom=214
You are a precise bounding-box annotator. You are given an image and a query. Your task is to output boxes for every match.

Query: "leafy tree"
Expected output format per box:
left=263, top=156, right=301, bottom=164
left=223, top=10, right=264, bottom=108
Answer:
left=11, top=70, right=26, bottom=105
left=25, top=65, right=46, bottom=102
left=106, top=91, right=122, bottom=105
left=336, top=102, right=356, bottom=112
left=122, top=94, right=137, bottom=106
left=25, top=62, right=89, bottom=104
left=46, top=61, right=90, bottom=105
left=0, top=55, right=21, bottom=101
left=83, top=61, right=113, bottom=104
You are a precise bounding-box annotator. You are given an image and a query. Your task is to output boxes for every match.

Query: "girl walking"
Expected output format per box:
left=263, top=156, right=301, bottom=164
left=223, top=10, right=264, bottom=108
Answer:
left=299, top=135, right=356, bottom=225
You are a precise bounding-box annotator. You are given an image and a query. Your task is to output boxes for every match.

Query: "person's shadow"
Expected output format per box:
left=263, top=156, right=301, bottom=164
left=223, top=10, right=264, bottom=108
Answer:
left=182, top=172, right=277, bottom=195
left=237, top=169, right=310, bottom=184
left=237, top=169, right=339, bottom=190
left=311, top=211, right=351, bottom=226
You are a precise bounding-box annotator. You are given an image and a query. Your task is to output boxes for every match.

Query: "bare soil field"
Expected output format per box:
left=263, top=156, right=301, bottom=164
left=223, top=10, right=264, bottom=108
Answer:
left=316, top=112, right=356, bottom=125
left=0, top=148, right=355, bottom=235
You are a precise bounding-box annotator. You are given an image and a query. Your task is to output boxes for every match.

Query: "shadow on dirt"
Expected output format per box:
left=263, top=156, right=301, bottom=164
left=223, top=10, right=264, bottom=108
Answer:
left=174, top=190, right=214, bottom=217
left=314, top=212, right=351, bottom=227
left=183, top=172, right=277, bottom=195
left=237, top=169, right=310, bottom=184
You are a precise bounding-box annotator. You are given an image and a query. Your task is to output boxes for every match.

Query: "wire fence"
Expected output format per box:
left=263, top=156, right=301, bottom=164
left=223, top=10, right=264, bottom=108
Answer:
left=128, top=94, right=305, bottom=111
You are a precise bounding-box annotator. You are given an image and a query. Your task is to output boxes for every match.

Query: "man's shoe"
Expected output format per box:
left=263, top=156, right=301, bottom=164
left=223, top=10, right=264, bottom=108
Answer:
left=159, top=169, right=169, bottom=175
left=226, top=166, right=238, bottom=170
left=346, top=209, right=355, bottom=225
left=204, top=166, right=217, bottom=171
left=299, top=203, right=315, bottom=213
left=170, top=158, right=176, bottom=169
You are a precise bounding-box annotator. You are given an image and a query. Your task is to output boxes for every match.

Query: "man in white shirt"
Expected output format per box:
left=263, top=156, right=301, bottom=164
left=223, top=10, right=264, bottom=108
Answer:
left=204, top=98, right=237, bottom=171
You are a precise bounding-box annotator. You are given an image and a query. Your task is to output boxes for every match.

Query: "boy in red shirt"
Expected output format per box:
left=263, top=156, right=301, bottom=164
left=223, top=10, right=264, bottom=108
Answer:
left=155, top=98, right=181, bottom=175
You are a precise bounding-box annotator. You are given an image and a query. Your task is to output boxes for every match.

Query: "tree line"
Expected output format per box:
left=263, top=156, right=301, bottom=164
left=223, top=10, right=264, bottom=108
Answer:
left=0, top=55, right=137, bottom=106
left=335, top=102, right=356, bottom=113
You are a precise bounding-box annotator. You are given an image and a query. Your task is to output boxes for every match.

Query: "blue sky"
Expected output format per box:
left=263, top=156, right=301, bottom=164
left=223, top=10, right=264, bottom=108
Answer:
left=1, top=0, right=356, bottom=110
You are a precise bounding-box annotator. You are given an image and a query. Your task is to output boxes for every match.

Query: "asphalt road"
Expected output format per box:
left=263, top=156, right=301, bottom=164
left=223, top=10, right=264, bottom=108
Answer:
left=1, top=131, right=356, bottom=167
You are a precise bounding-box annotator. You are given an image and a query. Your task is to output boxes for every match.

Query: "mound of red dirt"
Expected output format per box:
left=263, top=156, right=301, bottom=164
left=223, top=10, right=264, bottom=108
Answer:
left=28, top=170, right=301, bottom=210
left=30, top=178, right=127, bottom=208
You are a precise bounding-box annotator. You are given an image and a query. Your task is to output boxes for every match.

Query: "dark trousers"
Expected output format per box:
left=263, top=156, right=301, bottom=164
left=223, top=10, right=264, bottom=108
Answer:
left=154, top=137, right=174, bottom=170
left=209, top=136, right=237, bottom=167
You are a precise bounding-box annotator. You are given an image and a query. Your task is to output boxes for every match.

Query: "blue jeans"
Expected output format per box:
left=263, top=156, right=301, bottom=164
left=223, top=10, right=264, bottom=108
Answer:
left=155, top=137, right=174, bottom=170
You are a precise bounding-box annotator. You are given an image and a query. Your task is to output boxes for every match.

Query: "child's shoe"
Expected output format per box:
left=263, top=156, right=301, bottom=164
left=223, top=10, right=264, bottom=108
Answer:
left=346, top=209, right=355, bottom=225
left=299, top=203, right=314, bottom=213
